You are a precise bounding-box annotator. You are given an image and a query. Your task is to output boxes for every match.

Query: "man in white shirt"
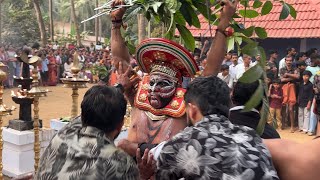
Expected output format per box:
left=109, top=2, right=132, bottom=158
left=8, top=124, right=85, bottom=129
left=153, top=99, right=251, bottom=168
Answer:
left=278, top=47, right=297, bottom=76
left=217, top=64, right=233, bottom=89
left=229, top=53, right=238, bottom=81
left=235, top=54, right=252, bottom=81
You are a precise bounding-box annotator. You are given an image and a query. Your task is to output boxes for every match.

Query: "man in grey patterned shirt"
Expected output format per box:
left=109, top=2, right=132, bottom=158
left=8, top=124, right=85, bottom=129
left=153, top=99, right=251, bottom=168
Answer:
left=36, top=85, right=139, bottom=180
left=139, top=76, right=279, bottom=180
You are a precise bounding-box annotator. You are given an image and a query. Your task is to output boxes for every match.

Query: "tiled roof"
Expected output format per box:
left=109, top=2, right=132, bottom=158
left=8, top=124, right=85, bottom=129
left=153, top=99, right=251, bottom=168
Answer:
left=184, top=0, right=320, bottom=38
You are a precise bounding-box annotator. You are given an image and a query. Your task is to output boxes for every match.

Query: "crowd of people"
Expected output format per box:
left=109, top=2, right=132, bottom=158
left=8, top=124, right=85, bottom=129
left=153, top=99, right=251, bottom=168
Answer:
left=217, top=47, right=320, bottom=136
left=0, top=41, right=114, bottom=87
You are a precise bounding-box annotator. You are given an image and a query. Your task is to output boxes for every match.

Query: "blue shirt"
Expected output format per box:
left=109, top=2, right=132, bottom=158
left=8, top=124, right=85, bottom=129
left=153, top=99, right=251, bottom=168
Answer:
left=41, top=58, right=49, bottom=72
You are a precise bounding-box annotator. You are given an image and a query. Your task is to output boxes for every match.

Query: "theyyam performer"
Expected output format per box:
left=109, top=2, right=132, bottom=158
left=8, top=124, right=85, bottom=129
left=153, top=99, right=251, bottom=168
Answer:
left=111, top=0, right=238, bottom=156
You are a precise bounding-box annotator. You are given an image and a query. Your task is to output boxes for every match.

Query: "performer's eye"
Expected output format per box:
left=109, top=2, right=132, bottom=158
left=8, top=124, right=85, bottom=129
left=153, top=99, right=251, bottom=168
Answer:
left=150, top=81, right=155, bottom=86
left=158, top=82, right=169, bottom=87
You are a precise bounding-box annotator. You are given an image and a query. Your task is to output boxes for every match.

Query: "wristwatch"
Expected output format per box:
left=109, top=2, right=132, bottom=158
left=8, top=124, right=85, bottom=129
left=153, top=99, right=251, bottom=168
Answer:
left=114, top=83, right=124, bottom=93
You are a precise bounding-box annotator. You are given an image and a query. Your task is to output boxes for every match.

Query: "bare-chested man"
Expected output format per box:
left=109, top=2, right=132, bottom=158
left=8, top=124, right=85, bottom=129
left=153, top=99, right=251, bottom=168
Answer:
left=110, top=0, right=238, bottom=156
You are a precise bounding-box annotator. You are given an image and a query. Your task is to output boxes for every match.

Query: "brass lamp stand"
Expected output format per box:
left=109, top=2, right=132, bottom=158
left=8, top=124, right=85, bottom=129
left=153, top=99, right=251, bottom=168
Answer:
left=27, top=56, right=47, bottom=172
left=61, top=52, right=89, bottom=119
left=0, top=63, right=15, bottom=179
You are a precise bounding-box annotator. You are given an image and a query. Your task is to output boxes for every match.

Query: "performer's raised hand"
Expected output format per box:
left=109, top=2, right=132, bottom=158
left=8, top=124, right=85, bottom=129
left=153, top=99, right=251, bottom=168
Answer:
left=218, top=0, right=239, bottom=30
left=110, top=0, right=126, bottom=21
left=117, top=61, right=141, bottom=92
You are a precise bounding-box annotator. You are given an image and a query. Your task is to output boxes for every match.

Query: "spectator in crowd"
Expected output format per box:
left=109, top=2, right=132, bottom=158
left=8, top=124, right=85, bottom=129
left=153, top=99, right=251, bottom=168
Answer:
left=222, top=51, right=232, bottom=66
left=230, top=81, right=280, bottom=139
left=266, top=50, right=279, bottom=81
left=234, top=54, right=252, bottom=81
left=298, top=70, right=313, bottom=133
left=296, top=61, right=307, bottom=83
left=280, top=55, right=299, bottom=133
left=36, top=85, right=139, bottom=179
left=268, top=79, right=283, bottom=129
left=305, top=48, right=318, bottom=66
left=229, top=53, right=238, bottom=80
left=47, top=50, right=58, bottom=86
left=63, top=57, right=73, bottom=77
left=217, top=64, right=233, bottom=89
left=6, top=45, right=18, bottom=88
left=52, top=41, right=59, bottom=50
left=40, top=52, right=49, bottom=86
left=278, top=47, right=297, bottom=76
left=306, top=54, right=320, bottom=83
left=305, top=55, right=320, bottom=136
left=295, top=52, right=307, bottom=65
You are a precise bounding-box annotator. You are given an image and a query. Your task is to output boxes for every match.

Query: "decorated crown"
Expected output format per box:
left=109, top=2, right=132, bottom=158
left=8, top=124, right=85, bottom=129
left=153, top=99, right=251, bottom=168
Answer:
left=136, top=38, right=199, bottom=81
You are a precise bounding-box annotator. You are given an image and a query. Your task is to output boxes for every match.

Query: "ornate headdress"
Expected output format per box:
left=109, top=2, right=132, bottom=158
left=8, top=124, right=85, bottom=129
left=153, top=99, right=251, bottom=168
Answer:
left=136, top=38, right=199, bottom=83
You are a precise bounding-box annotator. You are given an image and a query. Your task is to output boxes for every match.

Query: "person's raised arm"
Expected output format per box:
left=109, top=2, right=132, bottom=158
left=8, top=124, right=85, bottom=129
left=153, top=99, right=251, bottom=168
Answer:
left=202, top=0, right=239, bottom=77
left=110, top=0, right=131, bottom=70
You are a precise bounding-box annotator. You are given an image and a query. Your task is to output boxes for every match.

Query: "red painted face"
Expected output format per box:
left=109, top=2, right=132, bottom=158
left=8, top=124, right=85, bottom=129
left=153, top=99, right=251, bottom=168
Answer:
left=148, top=74, right=177, bottom=109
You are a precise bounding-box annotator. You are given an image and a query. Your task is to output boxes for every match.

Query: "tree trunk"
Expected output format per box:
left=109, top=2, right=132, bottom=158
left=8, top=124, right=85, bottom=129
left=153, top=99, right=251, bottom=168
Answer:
left=70, top=0, right=81, bottom=46
left=162, top=23, right=165, bottom=38
left=138, top=14, right=146, bottom=43
left=99, top=16, right=102, bottom=42
left=49, top=0, right=54, bottom=42
left=0, top=0, right=2, bottom=44
left=148, top=21, right=151, bottom=38
left=33, top=0, right=48, bottom=46
left=95, top=0, right=99, bottom=44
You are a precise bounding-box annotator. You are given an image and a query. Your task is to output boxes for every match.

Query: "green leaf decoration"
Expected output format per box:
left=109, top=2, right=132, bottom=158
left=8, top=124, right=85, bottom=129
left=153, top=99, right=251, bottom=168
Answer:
left=253, top=0, right=263, bottom=8
left=241, top=41, right=258, bottom=54
left=189, top=7, right=201, bottom=28
left=174, top=11, right=186, bottom=25
left=240, top=0, right=249, bottom=7
left=280, top=2, right=290, bottom=20
left=261, top=1, right=273, bottom=15
left=165, top=0, right=178, bottom=12
left=239, top=9, right=259, bottom=18
left=165, top=23, right=175, bottom=40
left=177, top=24, right=195, bottom=51
left=287, top=3, right=297, bottom=19
left=234, top=36, right=243, bottom=46
left=123, top=4, right=143, bottom=22
left=227, top=37, right=235, bottom=53
left=243, top=80, right=264, bottom=112
left=152, top=2, right=163, bottom=13
left=239, top=64, right=263, bottom=83
left=256, top=97, right=269, bottom=135
left=242, top=26, right=255, bottom=37
left=258, top=46, right=267, bottom=66
left=255, top=27, right=268, bottom=39
left=180, top=3, right=194, bottom=27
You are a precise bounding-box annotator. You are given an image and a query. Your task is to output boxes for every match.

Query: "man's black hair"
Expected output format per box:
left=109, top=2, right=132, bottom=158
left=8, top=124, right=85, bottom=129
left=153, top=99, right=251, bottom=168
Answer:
left=221, top=64, right=229, bottom=71
left=302, top=70, right=312, bottom=77
left=228, top=50, right=236, bottom=54
left=81, top=85, right=127, bottom=133
left=184, top=76, right=230, bottom=117
left=232, top=81, right=263, bottom=110
left=306, top=48, right=317, bottom=57
left=310, top=54, right=320, bottom=61
left=286, top=47, right=294, bottom=54
left=272, top=79, right=281, bottom=84
left=269, top=50, right=278, bottom=55
left=295, top=52, right=306, bottom=61
left=296, top=61, right=306, bottom=67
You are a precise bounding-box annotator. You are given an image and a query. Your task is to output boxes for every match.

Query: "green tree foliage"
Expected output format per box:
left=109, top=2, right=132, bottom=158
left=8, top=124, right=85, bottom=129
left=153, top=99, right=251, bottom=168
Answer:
left=2, top=1, right=41, bottom=45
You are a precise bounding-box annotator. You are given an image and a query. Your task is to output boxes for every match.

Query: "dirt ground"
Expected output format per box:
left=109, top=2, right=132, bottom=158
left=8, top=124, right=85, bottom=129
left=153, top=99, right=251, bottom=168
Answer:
left=2, top=83, right=315, bottom=144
